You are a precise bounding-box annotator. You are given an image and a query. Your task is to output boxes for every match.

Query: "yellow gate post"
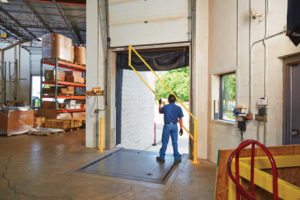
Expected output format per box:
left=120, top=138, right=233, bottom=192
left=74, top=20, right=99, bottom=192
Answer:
left=97, top=118, right=104, bottom=152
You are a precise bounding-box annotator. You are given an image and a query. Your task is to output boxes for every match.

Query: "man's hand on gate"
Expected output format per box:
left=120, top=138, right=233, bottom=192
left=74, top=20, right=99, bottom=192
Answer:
left=179, top=128, right=183, bottom=136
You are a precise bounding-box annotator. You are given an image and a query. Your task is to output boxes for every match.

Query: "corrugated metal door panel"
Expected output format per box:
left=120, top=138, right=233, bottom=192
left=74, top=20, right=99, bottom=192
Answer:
left=108, top=0, right=190, bottom=47
left=110, top=18, right=188, bottom=47
left=109, top=0, right=188, bottom=25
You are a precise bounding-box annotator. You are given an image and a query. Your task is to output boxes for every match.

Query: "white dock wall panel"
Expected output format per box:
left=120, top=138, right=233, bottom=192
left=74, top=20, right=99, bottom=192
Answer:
left=109, top=0, right=190, bottom=47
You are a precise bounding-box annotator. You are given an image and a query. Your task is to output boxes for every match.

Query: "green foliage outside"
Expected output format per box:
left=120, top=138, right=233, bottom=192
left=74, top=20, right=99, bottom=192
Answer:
left=155, top=67, right=190, bottom=102
left=222, top=74, right=236, bottom=100
left=222, top=74, right=236, bottom=120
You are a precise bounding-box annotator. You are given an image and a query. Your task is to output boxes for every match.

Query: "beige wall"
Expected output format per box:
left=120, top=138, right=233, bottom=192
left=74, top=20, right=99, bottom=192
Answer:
left=207, top=0, right=300, bottom=164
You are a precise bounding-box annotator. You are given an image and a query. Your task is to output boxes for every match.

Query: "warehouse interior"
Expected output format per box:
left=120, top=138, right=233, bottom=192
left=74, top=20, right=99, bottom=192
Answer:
left=1, top=0, right=300, bottom=199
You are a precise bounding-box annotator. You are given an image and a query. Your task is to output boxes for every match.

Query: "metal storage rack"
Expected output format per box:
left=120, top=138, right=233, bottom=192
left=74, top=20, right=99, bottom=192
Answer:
left=40, top=58, right=86, bottom=112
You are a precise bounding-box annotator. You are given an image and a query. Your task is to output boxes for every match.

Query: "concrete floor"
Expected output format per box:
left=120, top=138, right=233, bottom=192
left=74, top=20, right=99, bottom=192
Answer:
left=0, top=129, right=216, bottom=200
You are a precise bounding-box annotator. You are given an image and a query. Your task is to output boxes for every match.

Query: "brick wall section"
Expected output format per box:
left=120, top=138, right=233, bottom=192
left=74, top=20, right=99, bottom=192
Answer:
left=120, top=70, right=155, bottom=150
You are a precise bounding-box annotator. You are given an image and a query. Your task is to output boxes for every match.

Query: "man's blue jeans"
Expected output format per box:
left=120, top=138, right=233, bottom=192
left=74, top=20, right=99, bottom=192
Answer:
left=159, top=124, right=181, bottom=161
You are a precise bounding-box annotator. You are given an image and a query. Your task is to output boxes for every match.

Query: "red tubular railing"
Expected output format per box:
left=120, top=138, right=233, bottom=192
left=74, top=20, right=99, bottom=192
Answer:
left=227, top=140, right=278, bottom=200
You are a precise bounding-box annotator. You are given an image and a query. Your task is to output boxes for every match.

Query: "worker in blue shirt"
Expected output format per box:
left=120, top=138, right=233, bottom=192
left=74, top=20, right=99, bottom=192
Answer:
left=156, top=94, right=184, bottom=164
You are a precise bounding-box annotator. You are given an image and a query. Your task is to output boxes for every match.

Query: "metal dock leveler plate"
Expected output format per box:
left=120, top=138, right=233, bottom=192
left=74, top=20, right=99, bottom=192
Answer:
left=78, top=149, right=186, bottom=184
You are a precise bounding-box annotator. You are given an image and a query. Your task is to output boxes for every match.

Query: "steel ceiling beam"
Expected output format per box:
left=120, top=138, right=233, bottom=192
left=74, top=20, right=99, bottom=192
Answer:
left=0, top=6, right=39, bottom=40
left=24, top=0, right=86, bottom=6
left=1, top=40, right=30, bottom=52
left=3, top=9, right=85, bottom=18
left=0, top=26, right=18, bottom=39
left=25, top=2, right=54, bottom=33
left=56, top=4, right=82, bottom=45
left=0, top=19, right=28, bottom=39
left=0, top=22, right=85, bottom=31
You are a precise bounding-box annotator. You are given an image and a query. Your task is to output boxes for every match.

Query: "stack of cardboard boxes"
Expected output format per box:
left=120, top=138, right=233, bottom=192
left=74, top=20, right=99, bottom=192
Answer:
left=60, top=86, right=75, bottom=95
left=65, top=71, right=85, bottom=84
left=44, top=70, right=85, bottom=84
left=42, top=33, right=73, bottom=63
left=42, top=86, right=75, bottom=96
left=44, top=70, right=65, bottom=82
left=39, top=33, right=86, bottom=129
left=42, top=33, right=86, bottom=65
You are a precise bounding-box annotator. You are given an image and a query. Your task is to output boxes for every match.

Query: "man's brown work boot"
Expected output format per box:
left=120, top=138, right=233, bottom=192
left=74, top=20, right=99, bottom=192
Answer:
left=156, top=156, right=165, bottom=163
left=174, top=157, right=182, bottom=165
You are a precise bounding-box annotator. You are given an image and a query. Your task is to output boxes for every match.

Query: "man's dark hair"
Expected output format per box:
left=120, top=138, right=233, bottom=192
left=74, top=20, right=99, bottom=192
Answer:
left=168, top=94, right=176, bottom=103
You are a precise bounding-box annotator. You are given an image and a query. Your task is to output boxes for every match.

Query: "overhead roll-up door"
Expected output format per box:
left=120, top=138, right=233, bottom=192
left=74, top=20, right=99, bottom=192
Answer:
left=108, top=0, right=190, bottom=47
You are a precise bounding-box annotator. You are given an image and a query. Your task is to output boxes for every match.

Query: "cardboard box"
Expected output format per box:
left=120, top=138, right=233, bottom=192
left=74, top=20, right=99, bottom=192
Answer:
left=43, top=87, right=55, bottom=95
left=42, top=33, right=73, bottom=62
left=44, top=70, right=65, bottom=82
left=57, top=113, right=72, bottom=119
left=44, top=119, right=82, bottom=130
left=71, top=45, right=74, bottom=63
left=67, top=86, right=74, bottom=92
left=60, top=88, right=72, bottom=95
left=79, top=77, right=85, bottom=84
left=44, top=119, right=73, bottom=130
left=36, top=109, right=71, bottom=119
left=43, top=87, right=64, bottom=96
left=65, top=76, right=85, bottom=84
left=0, top=110, right=34, bottom=136
left=42, top=101, right=55, bottom=109
left=72, top=112, right=86, bottom=121
left=65, top=71, right=82, bottom=77
left=34, top=117, right=45, bottom=128
left=74, top=46, right=86, bottom=65
left=65, top=75, right=80, bottom=83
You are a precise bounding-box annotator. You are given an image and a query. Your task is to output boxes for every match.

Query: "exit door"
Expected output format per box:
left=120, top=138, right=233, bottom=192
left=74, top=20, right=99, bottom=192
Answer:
left=290, top=64, right=300, bottom=144
left=285, top=64, right=300, bottom=144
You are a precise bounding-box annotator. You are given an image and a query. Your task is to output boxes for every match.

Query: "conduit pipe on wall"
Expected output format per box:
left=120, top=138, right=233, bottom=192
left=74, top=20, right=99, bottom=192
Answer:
left=248, top=0, right=252, bottom=113
left=251, top=29, right=285, bottom=142
left=190, top=0, right=196, bottom=157
left=262, top=0, right=269, bottom=145
left=249, top=0, right=285, bottom=145
left=104, top=0, right=110, bottom=148
left=263, top=0, right=268, bottom=98
left=236, top=0, right=239, bottom=105
left=236, top=0, right=244, bottom=143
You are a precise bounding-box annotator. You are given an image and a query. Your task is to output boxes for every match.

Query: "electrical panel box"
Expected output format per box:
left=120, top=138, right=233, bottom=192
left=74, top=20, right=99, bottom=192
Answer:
left=257, top=97, right=268, bottom=106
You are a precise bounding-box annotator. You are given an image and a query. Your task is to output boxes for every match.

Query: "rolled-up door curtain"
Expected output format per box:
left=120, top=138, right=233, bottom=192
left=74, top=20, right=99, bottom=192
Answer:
left=287, top=0, right=300, bottom=46
left=117, top=49, right=189, bottom=71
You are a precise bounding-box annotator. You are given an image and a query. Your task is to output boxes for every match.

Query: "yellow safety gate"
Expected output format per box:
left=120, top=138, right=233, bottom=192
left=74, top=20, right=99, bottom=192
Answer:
left=229, top=155, right=300, bottom=199
left=128, top=45, right=198, bottom=163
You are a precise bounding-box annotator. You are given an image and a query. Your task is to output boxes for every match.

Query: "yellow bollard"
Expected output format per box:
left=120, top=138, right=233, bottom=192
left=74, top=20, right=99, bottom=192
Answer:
left=193, top=119, right=198, bottom=164
left=97, top=118, right=104, bottom=152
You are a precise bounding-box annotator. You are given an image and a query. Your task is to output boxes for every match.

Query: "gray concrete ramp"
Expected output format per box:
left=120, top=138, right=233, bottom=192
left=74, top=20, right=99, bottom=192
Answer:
left=78, top=149, right=187, bottom=184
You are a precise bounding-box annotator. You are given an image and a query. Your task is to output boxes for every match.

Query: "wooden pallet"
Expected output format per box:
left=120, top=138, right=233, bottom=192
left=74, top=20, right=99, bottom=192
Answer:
left=28, top=128, right=65, bottom=136
left=44, top=119, right=83, bottom=130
